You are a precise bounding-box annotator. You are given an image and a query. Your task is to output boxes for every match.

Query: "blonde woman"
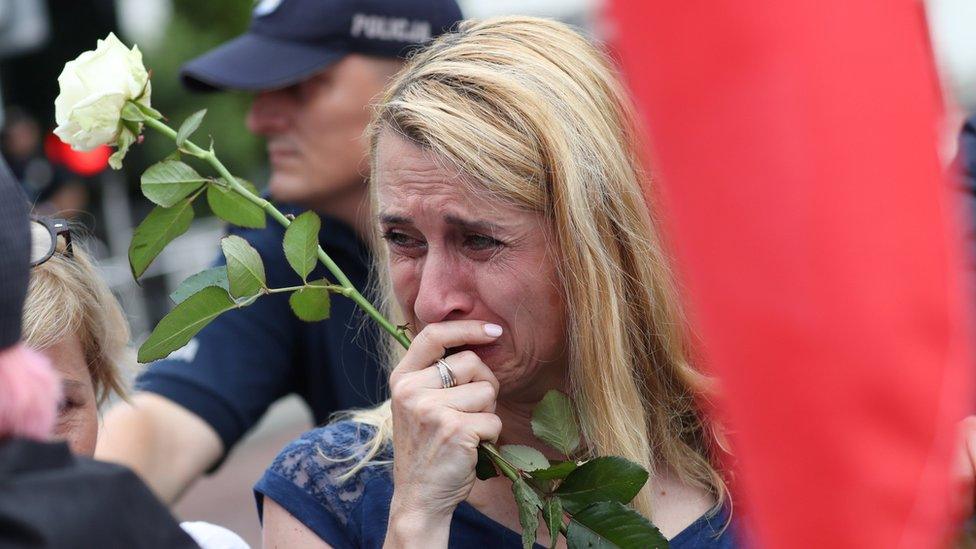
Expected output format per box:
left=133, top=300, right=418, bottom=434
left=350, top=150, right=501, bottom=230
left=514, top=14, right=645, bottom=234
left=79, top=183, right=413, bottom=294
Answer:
left=19, top=216, right=252, bottom=548
left=0, top=170, right=200, bottom=549
left=257, top=17, right=737, bottom=548
left=25, top=216, right=128, bottom=456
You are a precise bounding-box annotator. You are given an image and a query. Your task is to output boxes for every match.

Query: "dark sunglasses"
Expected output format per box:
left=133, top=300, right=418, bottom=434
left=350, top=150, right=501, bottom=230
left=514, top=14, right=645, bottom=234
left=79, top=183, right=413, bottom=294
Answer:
left=29, top=215, right=73, bottom=267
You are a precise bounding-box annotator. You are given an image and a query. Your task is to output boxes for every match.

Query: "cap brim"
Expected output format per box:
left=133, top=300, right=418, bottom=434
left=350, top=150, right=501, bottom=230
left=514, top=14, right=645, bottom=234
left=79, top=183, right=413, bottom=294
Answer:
left=179, top=33, right=346, bottom=92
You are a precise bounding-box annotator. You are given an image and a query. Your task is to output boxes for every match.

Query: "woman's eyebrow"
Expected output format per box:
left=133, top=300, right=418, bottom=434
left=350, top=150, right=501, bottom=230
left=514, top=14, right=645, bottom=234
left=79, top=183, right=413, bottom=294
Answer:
left=443, top=214, right=503, bottom=233
left=379, top=213, right=505, bottom=234
left=378, top=214, right=412, bottom=225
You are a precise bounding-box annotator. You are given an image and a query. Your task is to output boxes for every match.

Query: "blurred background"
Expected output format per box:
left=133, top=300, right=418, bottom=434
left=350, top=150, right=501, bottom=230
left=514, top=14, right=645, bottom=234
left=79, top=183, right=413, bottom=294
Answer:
left=0, top=0, right=973, bottom=545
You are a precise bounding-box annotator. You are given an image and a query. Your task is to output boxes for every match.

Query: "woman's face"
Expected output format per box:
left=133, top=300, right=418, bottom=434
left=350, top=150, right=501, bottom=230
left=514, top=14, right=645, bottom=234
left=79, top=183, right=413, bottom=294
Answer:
left=374, top=131, right=568, bottom=400
left=43, top=333, right=98, bottom=456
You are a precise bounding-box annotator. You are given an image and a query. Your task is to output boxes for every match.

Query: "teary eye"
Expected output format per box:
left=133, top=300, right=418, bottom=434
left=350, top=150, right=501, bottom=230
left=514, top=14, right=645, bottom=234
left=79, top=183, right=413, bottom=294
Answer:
left=464, top=234, right=505, bottom=251
left=382, top=229, right=425, bottom=250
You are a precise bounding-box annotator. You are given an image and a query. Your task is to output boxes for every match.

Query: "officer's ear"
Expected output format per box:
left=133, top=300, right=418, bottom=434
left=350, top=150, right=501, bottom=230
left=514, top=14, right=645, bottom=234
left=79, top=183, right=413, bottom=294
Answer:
left=372, top=57, right=406, bottom=83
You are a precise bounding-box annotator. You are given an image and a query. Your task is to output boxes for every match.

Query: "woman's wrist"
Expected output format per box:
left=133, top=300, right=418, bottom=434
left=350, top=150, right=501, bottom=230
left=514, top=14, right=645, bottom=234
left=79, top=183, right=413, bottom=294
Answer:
left=384, top=497, right=454, bottom=549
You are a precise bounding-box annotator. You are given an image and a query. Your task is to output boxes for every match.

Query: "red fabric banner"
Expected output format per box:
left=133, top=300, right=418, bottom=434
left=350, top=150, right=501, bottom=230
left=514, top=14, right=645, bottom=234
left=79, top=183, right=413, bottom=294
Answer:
left=608, top=1, right=974, bottom=546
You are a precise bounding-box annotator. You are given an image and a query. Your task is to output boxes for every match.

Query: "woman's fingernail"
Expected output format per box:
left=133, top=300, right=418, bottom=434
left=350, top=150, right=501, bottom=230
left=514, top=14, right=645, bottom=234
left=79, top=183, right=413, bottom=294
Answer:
left=484, top=323, right=503, bottom=337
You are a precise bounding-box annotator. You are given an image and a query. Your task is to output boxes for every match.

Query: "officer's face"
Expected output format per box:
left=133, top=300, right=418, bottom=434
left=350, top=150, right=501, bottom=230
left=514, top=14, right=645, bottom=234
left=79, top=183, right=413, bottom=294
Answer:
left=247, top=55, right=400, bottom=213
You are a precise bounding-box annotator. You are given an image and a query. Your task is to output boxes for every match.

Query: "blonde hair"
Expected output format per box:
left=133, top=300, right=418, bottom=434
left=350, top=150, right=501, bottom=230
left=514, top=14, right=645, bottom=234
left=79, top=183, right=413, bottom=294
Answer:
left=22, top=236, right=128, bottom=407
left=350, top=16, right=727, bottom=518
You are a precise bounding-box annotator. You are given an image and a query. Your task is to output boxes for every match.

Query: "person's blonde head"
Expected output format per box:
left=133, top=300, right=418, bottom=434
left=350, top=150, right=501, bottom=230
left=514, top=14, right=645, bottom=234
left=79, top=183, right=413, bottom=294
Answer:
left=353, top=16, right=727, bottom=517
left=23, top=239, right=128, bottom=407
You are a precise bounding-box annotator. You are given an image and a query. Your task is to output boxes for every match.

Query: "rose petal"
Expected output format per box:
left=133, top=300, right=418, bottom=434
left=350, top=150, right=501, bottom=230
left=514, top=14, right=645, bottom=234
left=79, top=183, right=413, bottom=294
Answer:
left=63, top=93, right=126, bottom=150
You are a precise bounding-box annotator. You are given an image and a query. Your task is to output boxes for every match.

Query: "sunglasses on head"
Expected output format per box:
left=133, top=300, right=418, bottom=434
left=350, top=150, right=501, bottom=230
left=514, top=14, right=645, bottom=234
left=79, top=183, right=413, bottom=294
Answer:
left=29, top=215, right=73, bottom=267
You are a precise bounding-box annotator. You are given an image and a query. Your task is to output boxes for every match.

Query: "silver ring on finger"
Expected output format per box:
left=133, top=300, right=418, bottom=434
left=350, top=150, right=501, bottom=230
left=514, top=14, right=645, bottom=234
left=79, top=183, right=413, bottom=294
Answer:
left=436, top=359, right=457, bottom=389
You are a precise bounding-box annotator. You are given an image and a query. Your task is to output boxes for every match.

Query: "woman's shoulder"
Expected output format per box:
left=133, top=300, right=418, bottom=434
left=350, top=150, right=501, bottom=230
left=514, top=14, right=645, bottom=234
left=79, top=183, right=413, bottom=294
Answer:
left=264, top=419, right=393, bottom=487
left=275, top=419, right=389, bottom=461
left=256, top=420, right=393, bottom=531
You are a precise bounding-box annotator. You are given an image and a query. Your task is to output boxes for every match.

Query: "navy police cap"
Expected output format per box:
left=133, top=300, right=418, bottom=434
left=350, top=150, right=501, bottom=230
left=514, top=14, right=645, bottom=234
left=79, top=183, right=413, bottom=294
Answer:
left=180, top=0, right=463, bottom=92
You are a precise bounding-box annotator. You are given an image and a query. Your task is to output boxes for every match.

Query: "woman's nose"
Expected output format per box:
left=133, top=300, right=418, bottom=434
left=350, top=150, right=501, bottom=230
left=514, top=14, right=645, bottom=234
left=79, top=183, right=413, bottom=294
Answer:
left=413, top=258, right=476, bottom=324
left=246, top=90, right=293, bottom=136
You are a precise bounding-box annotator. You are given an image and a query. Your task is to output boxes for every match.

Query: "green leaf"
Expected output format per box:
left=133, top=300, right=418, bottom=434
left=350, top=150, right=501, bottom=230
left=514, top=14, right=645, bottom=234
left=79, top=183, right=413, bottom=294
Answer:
left=128, top=201, right=194, bottom=279
left=120, top=102, right=146, bottom=122
left=220, top=235, right=266, bottom=298
left=543, top=497, right=564, bottom=549
left=476, top=446, right=499, bottom=480
left=501, top=444, right=550, bottom=472
left=176, top=109, right=206, bottom=148
left=138, top=286, right=237, bottom=363
left=283, top=211, right=320, bottom=281
left=513, top=479, right=543, bottom=549
left=170, top=266, right=230, bottom=304
left=531, top=460, right=579, bottom=481
left=141, top=161, right=207, bottom=207
left=532, top=390, right=581, bottom=456
left=164, top=150, right=181, bottom=163
left=207, top=178, right=266, bottom=229
left=288, top=279, right=331, bottom=322
left=109, top=127, right=137, bottom=170
left=566, top=502, right=667, bottom=549
left=555, top=457, right=649, bottom=515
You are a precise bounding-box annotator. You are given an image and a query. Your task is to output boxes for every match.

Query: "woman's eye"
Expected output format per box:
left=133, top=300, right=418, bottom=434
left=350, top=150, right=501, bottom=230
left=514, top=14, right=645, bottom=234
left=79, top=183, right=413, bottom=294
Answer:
left=382, top=230, right=423, bottom=249
left=57, top=399, right=75, bottom=416
left=465, top=234, right=504, bottom=251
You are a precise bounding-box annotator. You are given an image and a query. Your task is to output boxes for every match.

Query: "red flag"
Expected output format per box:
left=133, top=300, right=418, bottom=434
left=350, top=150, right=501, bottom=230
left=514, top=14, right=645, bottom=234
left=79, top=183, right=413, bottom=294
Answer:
left=609, top=1, right=974, bottom=546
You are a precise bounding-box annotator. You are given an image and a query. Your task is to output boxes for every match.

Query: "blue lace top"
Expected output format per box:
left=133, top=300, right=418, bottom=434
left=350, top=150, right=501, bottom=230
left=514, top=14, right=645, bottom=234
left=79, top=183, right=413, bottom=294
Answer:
left=254, top=420, right=741, bottom=548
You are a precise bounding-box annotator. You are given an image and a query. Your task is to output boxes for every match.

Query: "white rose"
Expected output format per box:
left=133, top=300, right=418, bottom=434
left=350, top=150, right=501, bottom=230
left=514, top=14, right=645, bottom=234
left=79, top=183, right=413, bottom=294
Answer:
left=54, top=32, right=151, bottom=151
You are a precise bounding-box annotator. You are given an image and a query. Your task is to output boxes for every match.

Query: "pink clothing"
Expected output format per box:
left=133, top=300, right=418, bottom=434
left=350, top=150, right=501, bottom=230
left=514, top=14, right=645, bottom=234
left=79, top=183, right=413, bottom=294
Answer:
left=0, top=344, right=60, bottom=440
